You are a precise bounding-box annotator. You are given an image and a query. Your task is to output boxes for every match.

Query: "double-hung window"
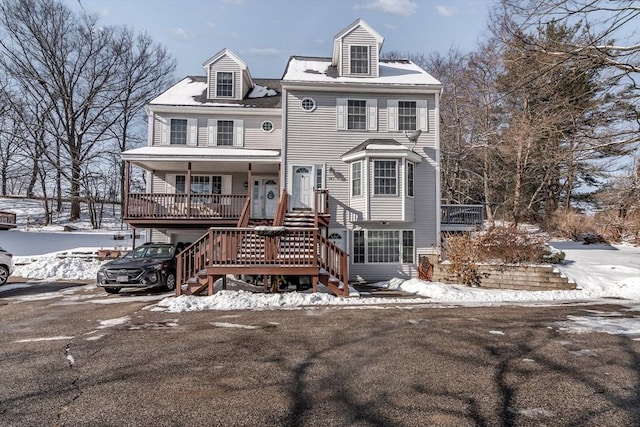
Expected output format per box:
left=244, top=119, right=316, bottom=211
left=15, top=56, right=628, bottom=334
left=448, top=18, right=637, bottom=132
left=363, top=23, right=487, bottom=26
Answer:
left=351, top=162, right=362, bottom=197
left=350, top=45, right=369, bottom=74
left=352, top=230, right=414, bottom=264
left=217, top=120, right=234, bottom=146
left=398, top=101, right=417, bottom=131
left=216, top=72, right=233, bottom=97
left=347, top=100, right=367, bottom=130
left=373, top=160, right=397, bottom=195
left=407, top=162, right=414, bottom=197
left=170, top=119, right=187, bottom=145
left=175, top=175, right=223, bottom=194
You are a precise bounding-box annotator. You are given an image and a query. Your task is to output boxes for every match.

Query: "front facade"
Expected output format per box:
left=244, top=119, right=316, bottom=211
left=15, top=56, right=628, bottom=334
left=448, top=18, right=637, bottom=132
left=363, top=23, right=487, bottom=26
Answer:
left=121, top=19, right=442, bottom=288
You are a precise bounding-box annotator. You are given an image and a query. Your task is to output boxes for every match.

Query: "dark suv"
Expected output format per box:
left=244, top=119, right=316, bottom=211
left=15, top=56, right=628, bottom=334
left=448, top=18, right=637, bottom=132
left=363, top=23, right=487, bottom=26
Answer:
left=96, top=242, right=184, bottom=294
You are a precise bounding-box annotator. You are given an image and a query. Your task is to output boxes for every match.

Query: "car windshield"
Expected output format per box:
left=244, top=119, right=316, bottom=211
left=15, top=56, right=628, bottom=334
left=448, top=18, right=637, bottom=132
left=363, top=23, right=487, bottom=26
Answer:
left=124, top=245, right=174, bottom=259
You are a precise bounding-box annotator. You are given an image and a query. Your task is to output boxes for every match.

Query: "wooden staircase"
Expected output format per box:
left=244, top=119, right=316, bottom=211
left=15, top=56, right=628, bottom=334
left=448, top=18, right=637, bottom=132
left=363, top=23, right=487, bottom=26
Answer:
left=175, top=189, right=349, bottom=297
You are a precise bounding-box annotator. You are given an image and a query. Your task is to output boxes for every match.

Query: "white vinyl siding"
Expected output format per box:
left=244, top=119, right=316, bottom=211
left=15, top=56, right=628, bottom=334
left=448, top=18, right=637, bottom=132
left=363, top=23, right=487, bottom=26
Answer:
left=336, top=98, right=377, bottom=131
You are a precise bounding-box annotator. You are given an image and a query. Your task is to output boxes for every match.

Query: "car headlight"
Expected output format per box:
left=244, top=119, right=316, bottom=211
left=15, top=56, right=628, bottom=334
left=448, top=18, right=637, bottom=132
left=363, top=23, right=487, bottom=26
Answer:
left=152, top=262, right=168, bottom=271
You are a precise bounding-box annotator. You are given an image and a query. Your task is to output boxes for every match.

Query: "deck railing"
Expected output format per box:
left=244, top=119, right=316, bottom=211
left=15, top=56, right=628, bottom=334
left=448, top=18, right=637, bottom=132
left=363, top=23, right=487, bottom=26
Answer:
left=126, top=193, right=247, bottom=219
left=176, top=226, right=350, bottom=296
left=441, top=204, right=484, bottom=226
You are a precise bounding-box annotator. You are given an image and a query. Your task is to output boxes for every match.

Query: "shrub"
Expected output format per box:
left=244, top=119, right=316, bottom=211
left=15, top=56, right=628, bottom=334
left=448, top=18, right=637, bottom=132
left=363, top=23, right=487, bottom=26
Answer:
left=442, top=232, right=481, bottom=286
left=475, top=226, right=547, bottom=264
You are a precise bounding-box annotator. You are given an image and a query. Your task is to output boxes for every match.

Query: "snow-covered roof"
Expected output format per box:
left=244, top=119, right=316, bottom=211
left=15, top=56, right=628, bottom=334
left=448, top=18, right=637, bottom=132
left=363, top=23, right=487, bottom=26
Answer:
left=283, top=57, right=441, bottom=87
left=341, top=139, right=422, bottom=162
left=149, top=77, right=280, bottom=108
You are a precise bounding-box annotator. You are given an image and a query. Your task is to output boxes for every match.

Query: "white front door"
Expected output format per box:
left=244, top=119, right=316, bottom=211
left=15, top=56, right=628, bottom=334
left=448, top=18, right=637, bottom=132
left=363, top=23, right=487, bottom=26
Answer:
left=263, top=179, right=278, bottom=217
left=292, top=166, right=313, bottom=210
left=251, top=177, right=279, bottom=218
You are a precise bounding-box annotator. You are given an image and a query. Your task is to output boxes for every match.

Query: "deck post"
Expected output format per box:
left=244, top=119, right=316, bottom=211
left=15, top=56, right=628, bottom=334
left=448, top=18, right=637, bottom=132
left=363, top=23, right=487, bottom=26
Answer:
left=312, top=275, right=318, bottom=293
left=176, top=251, right=182, bottom=296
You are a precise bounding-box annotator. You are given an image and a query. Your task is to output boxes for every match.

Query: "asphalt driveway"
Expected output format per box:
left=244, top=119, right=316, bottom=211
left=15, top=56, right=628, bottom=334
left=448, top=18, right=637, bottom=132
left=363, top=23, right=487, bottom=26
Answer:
left=1, top=283, right=639, bottom=426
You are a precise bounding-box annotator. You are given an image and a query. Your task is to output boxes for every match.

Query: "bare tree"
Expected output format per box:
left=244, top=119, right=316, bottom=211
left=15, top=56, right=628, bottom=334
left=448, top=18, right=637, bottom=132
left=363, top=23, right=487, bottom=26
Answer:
left=0, top=0, right=174, bottom=222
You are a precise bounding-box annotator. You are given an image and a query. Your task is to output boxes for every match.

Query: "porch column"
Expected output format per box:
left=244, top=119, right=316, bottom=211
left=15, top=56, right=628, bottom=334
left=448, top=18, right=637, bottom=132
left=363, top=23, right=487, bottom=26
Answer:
left=123, top=160, right=130, bottom=219
left=247, top=163, right=252, bottom=205
left=186, top=162, right=192, bottom=216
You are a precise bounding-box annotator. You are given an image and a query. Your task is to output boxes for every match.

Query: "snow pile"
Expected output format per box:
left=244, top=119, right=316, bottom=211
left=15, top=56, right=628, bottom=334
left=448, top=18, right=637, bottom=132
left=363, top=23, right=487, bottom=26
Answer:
left=13, top=253, right=103, bottom=281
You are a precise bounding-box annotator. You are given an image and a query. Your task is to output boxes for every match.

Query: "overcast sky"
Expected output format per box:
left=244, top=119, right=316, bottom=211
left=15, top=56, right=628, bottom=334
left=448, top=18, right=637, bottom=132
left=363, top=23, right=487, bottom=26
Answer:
left=64, top=0, right=495, bottom=80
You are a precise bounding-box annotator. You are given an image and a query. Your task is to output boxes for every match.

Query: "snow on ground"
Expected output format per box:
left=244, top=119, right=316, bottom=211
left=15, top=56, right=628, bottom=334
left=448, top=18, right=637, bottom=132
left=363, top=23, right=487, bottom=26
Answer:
left=2, top=197, right=640, bottom=339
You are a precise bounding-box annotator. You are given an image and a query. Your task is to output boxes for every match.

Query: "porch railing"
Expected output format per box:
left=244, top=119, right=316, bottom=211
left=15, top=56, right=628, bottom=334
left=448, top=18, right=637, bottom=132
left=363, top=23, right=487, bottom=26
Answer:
left=441, top=204, right=484, bottom=226
left=126, top=193, right=247, bottom=219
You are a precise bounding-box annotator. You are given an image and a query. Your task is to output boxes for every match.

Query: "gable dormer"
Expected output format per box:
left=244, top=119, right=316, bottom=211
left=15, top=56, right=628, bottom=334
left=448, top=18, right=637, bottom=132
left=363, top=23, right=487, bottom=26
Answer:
left=203, top=48, right=254, bottom=100
left=331, top=19, right=384, bottom=78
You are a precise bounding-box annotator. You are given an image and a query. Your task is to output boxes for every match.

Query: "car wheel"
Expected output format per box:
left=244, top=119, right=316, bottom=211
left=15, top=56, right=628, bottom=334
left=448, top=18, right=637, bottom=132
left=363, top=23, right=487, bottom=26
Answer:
left=164, top=272, right=176, bottom=291
left=0, top=266, right=8, bottom=286
left=104, top=287, right=120, bottom=294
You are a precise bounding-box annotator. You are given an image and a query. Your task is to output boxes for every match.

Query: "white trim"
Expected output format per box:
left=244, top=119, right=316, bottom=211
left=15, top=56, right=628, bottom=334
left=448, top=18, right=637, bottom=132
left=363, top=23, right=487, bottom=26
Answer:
left=352, top=228, right=415, bottom=265
left=350, top=161, right=363, bottom=198
left=372, top=159, right=399, bottom=196
left=349, top=44, right=370, bottom=76
left=261, top=120, right=275, bottom=133
left=406, top=161, right=415, bottom=198
left=301, top=97, right=316, bottom=112
left=148, top=105, right=281, bottom=116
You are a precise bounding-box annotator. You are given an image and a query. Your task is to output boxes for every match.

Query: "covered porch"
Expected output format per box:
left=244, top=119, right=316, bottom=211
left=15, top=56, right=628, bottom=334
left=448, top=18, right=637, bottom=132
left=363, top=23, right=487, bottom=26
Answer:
left=121, top=146, right=281, bottom=228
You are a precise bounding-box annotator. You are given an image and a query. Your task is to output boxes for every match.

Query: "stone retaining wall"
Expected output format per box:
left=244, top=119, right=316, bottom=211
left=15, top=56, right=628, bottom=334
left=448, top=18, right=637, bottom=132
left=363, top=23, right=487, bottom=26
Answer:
left=432, top=263, right=576, bottom=291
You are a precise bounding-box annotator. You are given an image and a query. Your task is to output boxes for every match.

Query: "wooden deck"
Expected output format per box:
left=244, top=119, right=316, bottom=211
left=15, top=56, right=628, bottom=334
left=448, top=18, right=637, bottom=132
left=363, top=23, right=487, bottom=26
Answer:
left=0, top=211, right=17, bottom=230
left=176, top=226, right=349, bottom=297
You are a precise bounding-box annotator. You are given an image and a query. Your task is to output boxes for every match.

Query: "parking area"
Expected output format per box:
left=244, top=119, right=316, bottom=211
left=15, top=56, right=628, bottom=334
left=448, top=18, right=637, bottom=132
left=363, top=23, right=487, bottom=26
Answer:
left=1, top=282, right=639, bottom=426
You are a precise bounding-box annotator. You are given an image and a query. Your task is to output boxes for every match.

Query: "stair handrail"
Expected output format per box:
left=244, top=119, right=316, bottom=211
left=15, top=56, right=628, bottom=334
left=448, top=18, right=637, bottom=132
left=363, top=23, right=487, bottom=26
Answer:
left=176, top=228, right=214, bottom=296
left=273, top=189, right=288, bottom=226
left=237, top=196, right=251, bottom=227
left=317, top=231, right=349, bottom=296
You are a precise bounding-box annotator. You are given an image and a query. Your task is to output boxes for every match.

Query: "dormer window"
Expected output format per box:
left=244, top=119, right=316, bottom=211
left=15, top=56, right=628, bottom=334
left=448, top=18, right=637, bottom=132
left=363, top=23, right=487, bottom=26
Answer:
left=350, top=45, right=369, bottom=74
left=216, top=72, right=233, bottom=97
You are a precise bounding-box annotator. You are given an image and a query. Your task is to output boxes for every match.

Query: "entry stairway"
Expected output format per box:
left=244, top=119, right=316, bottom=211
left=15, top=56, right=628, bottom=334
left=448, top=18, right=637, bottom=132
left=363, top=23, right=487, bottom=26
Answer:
left=175, top=190, right=349, bottom=297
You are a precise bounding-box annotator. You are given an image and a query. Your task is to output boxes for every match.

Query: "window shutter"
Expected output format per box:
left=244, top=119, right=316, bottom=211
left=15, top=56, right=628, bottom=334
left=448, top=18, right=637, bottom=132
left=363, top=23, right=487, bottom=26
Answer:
left=187, top=118, right=197, bottom=146
left=234, top=119, right=244, bottom=147
left=207, top=119, right=215, bottom=146
left=387, top=100, right=398, bottom=132
left=336, top=98, right=347, bottom=130
left=159, top=117, right=169, bottom=145
left=418, top=100, right=429, bottom=131
left=367, top=99, right=377, bottom=131
left=221, top=175, right=232, bottom=193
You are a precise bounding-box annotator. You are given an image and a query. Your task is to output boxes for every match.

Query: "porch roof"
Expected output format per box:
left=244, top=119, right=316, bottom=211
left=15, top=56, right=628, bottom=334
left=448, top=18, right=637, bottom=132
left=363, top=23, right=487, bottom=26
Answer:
left=121, top=146, right=281, bottom=171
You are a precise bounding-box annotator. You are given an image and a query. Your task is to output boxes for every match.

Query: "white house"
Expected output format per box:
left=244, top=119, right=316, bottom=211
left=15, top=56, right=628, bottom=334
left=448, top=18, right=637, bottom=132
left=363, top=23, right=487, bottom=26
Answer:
left=121, top=19, right=444, bottom=295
